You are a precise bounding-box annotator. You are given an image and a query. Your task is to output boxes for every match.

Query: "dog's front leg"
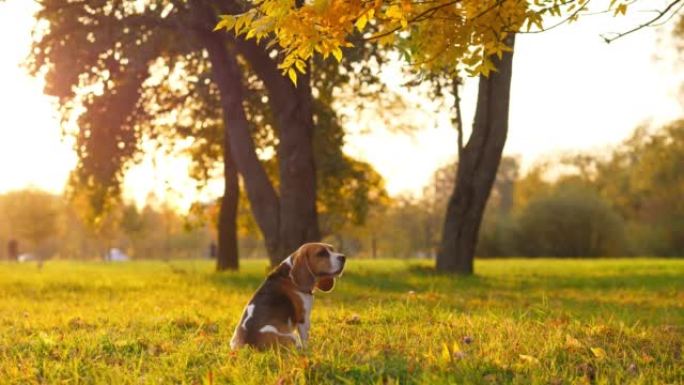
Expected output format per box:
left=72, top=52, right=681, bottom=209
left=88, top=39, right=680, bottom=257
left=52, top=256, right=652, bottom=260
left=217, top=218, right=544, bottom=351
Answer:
left=297, top=321, right=309, bottom=349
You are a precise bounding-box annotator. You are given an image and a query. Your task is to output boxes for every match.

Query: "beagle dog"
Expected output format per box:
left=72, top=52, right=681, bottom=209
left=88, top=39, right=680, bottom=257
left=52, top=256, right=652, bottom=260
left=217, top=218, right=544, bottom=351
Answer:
left=230, top=243, right=346, bottom=350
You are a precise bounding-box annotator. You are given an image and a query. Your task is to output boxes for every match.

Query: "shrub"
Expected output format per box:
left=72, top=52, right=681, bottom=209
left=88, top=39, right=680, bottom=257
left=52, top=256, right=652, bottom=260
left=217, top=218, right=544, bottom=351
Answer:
left=477, top=214, right=519, bottom=257
left=516, top=187, right=625, bottom=257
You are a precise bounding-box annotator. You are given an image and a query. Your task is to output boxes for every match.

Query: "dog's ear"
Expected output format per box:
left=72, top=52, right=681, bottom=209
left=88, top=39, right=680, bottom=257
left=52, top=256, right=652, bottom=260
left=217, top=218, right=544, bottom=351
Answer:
left=315, top=276, right=335, bottom=292
left=290, top=247, right=315, bottom=289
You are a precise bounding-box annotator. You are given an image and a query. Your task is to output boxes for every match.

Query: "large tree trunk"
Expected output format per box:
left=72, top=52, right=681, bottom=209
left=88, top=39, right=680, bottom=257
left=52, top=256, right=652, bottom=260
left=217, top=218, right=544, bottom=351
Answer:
left=436, top=35, right=516, bottom=274
left=202, top=32, right=282, bottom=259
left=194, top=4, right=320, bottom=265
left=216, top=135, right=239, bottom=271
left=235, top=40, right=321, bottom=264
left=274, top=75, right=320, bottom=261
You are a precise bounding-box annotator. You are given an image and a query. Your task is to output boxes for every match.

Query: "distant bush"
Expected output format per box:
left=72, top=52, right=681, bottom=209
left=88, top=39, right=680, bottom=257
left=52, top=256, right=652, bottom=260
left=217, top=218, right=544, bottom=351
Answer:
left=477, top=215, right=519, bottom=257
left=516, top=187, right=625, bottom=257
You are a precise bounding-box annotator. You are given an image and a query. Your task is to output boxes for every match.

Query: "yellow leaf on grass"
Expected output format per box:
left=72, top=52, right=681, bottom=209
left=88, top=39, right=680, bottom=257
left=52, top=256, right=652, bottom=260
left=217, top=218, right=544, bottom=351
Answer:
left=590, top=347, right=607, bottom=359
left=641, top=353, right=654, bottom=363
left=519, top=354, right=540, bottom=364
left=440, top=343, right=451, bottom=363
left=565, top=335, right=583, bottom=349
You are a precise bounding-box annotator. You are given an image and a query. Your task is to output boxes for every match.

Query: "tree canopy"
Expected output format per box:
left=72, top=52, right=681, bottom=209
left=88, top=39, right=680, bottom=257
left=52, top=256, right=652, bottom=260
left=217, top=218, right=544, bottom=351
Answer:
left=29, top=0, right=389, bottom=266
left=215, top=0, right=677, bottom=81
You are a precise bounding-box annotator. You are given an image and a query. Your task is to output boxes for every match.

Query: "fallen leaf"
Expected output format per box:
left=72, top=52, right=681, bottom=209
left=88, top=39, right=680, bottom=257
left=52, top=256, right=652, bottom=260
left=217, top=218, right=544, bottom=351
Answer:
left=519, top=354, right=540, bottom=364
left=590, top=347, right=607, bottom=360
left=565, top=335, right=582, bottom=349
left=641, top=353, right=654, bottom=363
left=37, top=332, right=55, bottom=346
left=440, top=343, right=451, bottom=363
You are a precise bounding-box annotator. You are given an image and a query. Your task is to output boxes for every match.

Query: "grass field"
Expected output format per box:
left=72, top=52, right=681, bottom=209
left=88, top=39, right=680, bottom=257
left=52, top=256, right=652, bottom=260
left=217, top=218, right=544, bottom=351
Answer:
left=0, top=258, right=682, bottom=384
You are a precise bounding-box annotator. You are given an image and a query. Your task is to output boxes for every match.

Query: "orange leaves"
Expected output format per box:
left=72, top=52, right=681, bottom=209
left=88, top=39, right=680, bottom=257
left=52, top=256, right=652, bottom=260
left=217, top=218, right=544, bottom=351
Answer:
left=355, top=8, right=374, bottom=32
left=385, top=5, right=404, bottom=22
left=565, top=335, right=583, bottom=350
left=332, top=47, right=343, bottom=62
left=525, top=11, right=544, bottom=32
left=213, top=15, right=236, bottom=32
left=609, top=0, right=629, bottom=16
left=212, top=0, right=626, bottom=82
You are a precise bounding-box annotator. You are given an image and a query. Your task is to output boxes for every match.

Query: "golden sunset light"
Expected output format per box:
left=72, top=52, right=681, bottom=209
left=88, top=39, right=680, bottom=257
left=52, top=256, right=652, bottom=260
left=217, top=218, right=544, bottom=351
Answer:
left=0, top=2, right=75, bottom=194
left=0, top=1, right=682, bottom=382
left=1, top=1, right=682, bottom=204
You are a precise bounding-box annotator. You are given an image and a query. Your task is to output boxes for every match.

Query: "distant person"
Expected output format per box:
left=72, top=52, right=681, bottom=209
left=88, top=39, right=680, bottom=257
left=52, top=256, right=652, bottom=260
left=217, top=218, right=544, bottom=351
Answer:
left=109, top=248, right=130, bottom=262
left=209, top=242, right=217, bottom=259
left=7, top=239, right=18, bottom=261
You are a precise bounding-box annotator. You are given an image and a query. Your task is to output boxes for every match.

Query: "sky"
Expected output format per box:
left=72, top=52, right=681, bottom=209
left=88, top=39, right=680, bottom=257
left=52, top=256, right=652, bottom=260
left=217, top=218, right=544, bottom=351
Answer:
left=0, top=0, right=682, bottom=210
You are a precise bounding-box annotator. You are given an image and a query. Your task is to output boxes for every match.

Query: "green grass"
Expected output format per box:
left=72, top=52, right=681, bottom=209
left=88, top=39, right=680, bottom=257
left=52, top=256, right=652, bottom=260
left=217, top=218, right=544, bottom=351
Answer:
left=0, top=258, right=682, bottom=384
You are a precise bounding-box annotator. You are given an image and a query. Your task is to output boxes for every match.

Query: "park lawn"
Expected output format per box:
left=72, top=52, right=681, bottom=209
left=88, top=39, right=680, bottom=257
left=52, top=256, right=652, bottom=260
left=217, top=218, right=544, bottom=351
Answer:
left=0, top=259, right=682, bottom=385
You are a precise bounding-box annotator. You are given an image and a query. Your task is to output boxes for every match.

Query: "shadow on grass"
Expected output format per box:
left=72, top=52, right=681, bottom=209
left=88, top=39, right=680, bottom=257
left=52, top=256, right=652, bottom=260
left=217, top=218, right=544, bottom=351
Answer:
left=302, top=352, right=418, bottom=384
left=201, top=260, right=682, bottom=306
left=206, top=270, right=265, bottom=293
left=341, top=270, right=489, bottom=293
left=301, top=352, right=523, bottom=385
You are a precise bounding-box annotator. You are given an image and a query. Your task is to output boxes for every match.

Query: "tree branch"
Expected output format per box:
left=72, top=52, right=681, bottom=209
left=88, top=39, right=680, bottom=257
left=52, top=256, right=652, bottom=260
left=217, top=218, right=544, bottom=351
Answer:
left=452, top=76, right=464, bottom=159
left=602, top=0, right=683, bottom=42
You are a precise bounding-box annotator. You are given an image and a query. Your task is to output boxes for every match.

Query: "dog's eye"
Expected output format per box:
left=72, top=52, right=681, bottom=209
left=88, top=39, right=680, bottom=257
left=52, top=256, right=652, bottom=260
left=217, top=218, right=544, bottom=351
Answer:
left=316, top=249, right=328, bottom=258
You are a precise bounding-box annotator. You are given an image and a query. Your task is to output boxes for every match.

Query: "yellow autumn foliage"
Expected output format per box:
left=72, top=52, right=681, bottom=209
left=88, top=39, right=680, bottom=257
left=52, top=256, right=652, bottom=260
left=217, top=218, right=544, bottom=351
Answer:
left=215, top=0, right=634, bottom=83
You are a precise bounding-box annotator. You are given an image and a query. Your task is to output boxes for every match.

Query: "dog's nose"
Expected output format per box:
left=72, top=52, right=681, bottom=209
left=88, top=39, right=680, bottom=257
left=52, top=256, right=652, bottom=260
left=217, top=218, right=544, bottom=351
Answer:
left=337, top=255, right=346, bottom=263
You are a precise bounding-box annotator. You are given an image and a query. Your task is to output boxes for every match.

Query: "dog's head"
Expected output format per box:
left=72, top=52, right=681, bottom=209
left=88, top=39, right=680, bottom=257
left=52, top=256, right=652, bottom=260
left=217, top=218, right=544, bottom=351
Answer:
left=289, top=242, right=346, bottom=292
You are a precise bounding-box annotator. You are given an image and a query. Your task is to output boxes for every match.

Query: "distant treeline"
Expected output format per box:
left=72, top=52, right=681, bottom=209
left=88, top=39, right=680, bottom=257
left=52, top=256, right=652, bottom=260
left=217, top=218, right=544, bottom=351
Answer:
left=0, top=192, right=205, bottom=260
left=1, top=120, right=682, bottom=260
left=333, top=119, right=684, bottom=258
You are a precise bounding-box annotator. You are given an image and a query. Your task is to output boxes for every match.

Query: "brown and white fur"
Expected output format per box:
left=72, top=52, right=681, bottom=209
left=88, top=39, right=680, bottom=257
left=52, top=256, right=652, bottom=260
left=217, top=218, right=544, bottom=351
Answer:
left=230, top=243, right=346, bottom=350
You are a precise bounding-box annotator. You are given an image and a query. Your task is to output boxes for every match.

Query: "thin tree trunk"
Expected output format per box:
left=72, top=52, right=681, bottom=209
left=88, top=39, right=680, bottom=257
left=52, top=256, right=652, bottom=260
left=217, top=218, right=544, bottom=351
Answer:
left=235, top=39, right=321, bottom=264
left=436, top=35, right=516, bottom=274
left=453, top=76, right=464, bottom=158
left=216, top=135, right=239, bottom=271
left=202, top=32, right=282, bottom=260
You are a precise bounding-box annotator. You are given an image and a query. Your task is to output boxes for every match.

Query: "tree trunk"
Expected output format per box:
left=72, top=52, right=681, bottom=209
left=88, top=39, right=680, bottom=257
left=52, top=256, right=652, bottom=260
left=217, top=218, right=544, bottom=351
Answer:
left=235, top=39, right=321, bottom=264
left=436, top=35, right=516, bottom=274
left=202, top=32, right=282, bottom=259
left=194, top=5, right=320, bottom=265
left=216, top=134, right=239, bottom=271
left=275, top=76, right=321, bottom=261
